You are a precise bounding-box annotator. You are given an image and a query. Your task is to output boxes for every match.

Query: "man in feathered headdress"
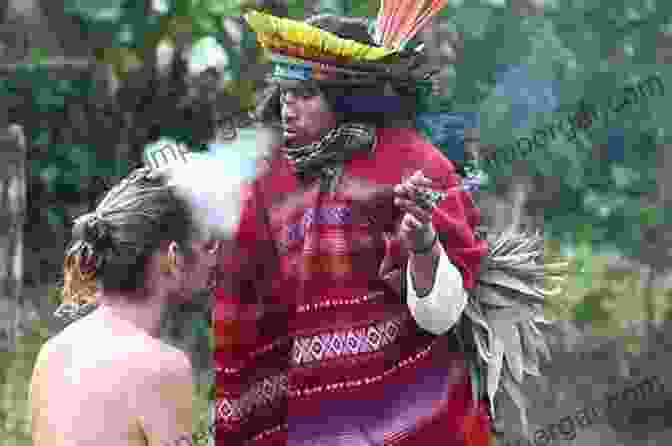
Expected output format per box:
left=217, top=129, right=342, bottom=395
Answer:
left=214, top=4, right=566, bottom=446
left=213, top=6, right=494, bottom=445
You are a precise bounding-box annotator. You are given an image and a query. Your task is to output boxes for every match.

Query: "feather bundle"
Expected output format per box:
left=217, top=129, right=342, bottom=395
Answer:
left=459, top=230, right=569, bottom=437
left=374, top=0, right=451, bottom=50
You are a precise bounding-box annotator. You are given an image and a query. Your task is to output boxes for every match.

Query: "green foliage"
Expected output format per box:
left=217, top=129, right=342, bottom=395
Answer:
left=3, top=65, right=117, bottom=236
left=64, top=0, right=125, bottom=22
left=12, top=0, right=258, bottom=240
left=665, top=289, right=672, bottom=320
left=1, top=318, right=52, bottom=444
left=192, top=374, right=214, bottom=445
left=557, top=250, right=672, bottom=340
left=430, top=0, right=672, bottom=263
left=573, top=288, right=614, bottom=324
left=48, top=286, right=64, bottom=307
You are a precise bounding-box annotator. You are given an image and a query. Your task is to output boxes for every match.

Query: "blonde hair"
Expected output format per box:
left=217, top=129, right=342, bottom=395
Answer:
left=61, top=245, right=99, bottom=306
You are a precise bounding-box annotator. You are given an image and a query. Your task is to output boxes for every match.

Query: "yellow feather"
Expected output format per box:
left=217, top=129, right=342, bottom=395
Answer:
left=245, top=10, right=395, bottom=61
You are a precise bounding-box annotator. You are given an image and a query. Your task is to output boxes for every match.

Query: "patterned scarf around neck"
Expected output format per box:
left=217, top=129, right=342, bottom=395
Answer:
left=282, top=122, right=377, bottom=188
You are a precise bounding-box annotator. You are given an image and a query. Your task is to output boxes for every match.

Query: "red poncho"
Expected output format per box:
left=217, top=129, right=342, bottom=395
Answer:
left=214, top=127, right=492, bottom=445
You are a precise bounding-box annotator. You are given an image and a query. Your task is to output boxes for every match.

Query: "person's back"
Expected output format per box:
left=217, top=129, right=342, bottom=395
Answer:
left=30, top=308, right=194, bottom=446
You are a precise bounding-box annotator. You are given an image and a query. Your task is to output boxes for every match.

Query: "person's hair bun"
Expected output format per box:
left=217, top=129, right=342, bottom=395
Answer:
left=72, top=213, right=111, bottom=249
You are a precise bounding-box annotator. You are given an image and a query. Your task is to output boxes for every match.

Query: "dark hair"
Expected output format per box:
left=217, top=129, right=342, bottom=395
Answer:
left=255, top=14, right=417, bottom=127
left=61, top=167, right=200, bottom=306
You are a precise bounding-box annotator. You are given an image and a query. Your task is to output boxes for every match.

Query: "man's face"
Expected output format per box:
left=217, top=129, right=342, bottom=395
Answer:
left=280, top=83, right=338, bottom=146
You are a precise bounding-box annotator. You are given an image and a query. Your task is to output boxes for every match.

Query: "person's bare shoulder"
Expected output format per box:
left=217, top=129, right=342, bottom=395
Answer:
left=137, top=342, right=193, bottom=387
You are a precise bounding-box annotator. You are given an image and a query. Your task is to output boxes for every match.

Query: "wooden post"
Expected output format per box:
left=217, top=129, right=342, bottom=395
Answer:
left=0, top=124, right=26, bottom=352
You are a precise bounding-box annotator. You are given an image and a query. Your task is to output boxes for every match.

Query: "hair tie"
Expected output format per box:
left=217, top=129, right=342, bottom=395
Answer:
left=71, top=212, right=112, bottom=275
left=72, top=212, right=111, bottom=248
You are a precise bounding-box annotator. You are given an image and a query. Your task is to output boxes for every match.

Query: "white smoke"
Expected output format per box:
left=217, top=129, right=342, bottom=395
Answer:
left=154, top=127, right=278, bottom=239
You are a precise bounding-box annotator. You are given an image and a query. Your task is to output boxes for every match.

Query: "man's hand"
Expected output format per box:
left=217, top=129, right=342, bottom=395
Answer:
left=393, top=170, right=438, bottom=253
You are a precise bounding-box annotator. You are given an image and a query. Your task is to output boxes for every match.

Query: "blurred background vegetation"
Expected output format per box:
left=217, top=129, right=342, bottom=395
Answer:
left=1, top=0, right=672, bottom=445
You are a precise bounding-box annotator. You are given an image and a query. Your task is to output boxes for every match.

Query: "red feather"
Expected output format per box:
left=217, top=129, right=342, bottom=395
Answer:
left=375, top=0, right=450, bottom=50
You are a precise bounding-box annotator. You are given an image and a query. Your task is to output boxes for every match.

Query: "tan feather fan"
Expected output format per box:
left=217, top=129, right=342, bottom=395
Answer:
left=458, top=229, right=569, bottom=437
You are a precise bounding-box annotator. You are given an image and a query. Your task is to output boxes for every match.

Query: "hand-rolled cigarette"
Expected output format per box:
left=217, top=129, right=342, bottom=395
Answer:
left=404, top=170, right=483, bottom=210
left=412, top=186, right=448, bottom=209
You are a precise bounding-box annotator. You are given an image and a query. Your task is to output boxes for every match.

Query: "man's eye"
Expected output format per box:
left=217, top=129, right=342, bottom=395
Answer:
left=281, top=85, right=319, bottom=99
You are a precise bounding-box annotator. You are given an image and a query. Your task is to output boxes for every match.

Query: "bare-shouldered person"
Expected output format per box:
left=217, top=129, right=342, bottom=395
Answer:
left=29, top=166, right=219, bottom=446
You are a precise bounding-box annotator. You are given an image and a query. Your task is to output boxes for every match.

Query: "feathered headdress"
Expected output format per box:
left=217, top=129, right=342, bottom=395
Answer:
left=243, top=0, right=449, bottom=85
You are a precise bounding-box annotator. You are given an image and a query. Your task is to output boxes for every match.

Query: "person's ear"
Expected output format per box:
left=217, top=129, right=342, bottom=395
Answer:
left=158, top=253, right=173, bottom=275
left=159, top=241, right=183, bottom=275
left=169, top=241, right=185, bottom=270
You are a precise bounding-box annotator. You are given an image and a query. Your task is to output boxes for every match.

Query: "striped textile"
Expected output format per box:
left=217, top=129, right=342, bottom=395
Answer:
left=281, top=122, right=376, bottom=181
left=214, top=127, right=490, bottom=445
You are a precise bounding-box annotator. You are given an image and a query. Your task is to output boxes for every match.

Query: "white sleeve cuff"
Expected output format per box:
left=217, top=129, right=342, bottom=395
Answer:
left=406, top=248, right=468, bottom=335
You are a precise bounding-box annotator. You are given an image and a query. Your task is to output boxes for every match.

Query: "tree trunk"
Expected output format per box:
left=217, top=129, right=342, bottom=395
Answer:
left=0, top=125, right=26, bottom=352
left=6, top=0, right=64, bottom=58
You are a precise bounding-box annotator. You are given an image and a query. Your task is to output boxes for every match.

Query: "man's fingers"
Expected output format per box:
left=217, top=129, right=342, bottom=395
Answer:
left=403, top=212, right=423, bottom=229
left=396, top=198, right=428, bottom=217
left=408, top=175, right=434, bottom=187
left=396, top=171, right=445, bottom=198
left=393, top=183, right=407, bottom=195
left=394, top=197, right=433, bottom=223
left=395, top=181, right=435, bottom=199
left=405, top=173, right=433, bottom=188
